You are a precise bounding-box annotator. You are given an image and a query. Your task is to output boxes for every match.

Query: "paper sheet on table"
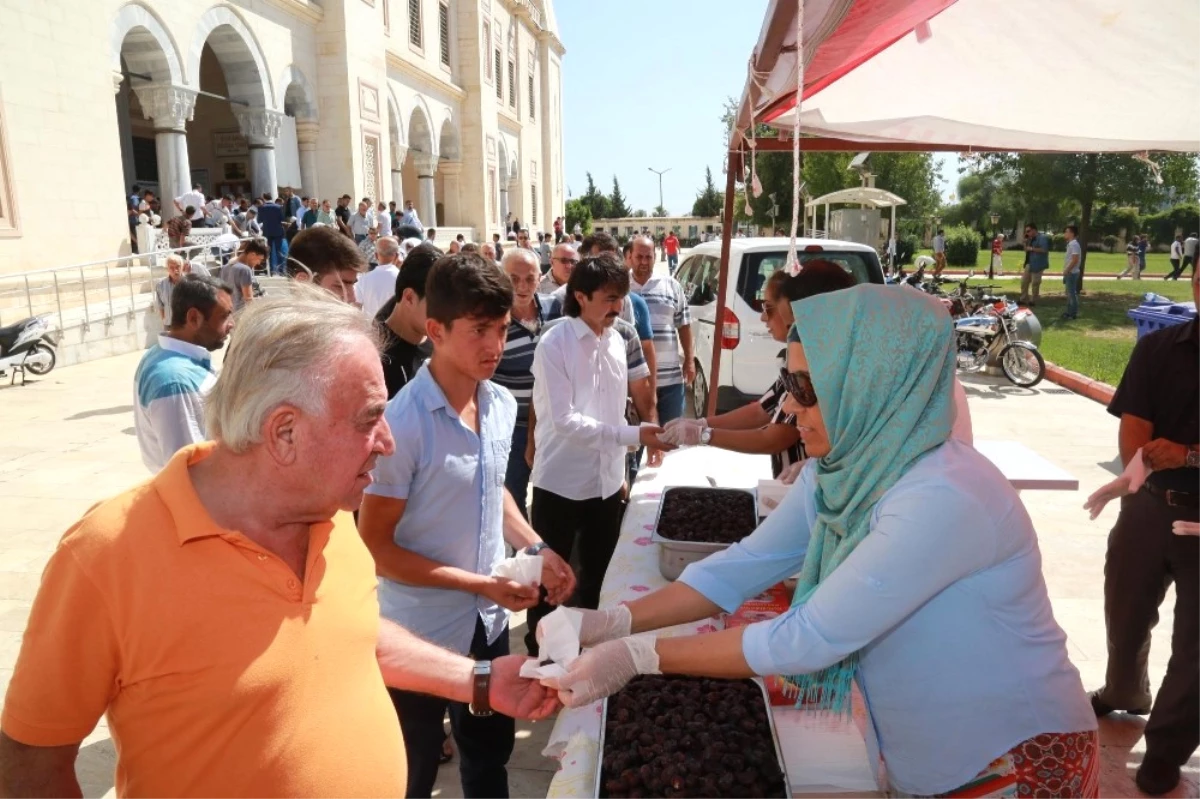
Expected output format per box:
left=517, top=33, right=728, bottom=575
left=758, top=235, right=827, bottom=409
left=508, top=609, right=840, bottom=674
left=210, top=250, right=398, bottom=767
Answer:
left=491, top=551, right=542, bottom=586
left=519, top=606, right=581, bottom=680
left=773, top=708, right=880, bottom=794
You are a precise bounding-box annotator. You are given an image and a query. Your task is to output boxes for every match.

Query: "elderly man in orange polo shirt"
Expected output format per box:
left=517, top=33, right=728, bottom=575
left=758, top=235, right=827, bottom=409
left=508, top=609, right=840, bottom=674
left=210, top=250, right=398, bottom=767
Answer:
left=0, top=287, right=559, bottom=798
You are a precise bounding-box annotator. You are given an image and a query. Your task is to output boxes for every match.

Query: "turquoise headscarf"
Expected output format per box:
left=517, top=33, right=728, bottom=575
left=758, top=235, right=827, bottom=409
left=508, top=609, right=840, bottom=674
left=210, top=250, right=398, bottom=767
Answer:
left=783, top=284, right=956, bottom=713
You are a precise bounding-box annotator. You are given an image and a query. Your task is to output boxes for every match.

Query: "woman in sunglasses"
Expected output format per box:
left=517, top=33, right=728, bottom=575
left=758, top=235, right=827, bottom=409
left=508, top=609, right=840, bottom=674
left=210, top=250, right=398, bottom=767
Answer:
left=545, top=285, right=1097, bottom=797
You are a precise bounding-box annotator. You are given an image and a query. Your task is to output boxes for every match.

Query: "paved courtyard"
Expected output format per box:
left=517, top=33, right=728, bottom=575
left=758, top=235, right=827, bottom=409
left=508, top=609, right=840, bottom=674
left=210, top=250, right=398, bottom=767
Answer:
left=0, top=349, right=1196, bottom=797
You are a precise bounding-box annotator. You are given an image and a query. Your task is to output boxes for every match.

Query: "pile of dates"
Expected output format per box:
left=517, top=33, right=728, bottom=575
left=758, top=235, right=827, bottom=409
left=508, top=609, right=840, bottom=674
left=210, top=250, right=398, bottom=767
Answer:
left=600, top=675, right=786, bottom=798
left=656, top=488, right=757, bottom=544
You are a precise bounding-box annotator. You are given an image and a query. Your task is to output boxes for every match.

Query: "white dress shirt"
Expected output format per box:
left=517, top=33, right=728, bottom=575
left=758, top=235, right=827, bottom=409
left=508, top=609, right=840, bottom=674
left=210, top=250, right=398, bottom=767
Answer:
left=357, top=261, right=400, bottom=319
left=175, top=191, right=205, bottom=220
left=531, top=316, right=642, bottom=501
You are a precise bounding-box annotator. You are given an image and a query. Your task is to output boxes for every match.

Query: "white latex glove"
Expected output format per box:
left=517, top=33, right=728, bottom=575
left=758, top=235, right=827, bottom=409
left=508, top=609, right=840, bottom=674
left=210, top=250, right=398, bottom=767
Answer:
left=536, top=605, right=632, bottom=650
left=778, top=458, right=808, bottom=485
left=547, top=636, right=661, bottom=709
left=1084, top=448, right=1152, bottom=520
left=1174, top=521, right=1200, bottom=537
left=661, top=422, right=706, bottom=447
left=663, top=417, right=705, bottom=436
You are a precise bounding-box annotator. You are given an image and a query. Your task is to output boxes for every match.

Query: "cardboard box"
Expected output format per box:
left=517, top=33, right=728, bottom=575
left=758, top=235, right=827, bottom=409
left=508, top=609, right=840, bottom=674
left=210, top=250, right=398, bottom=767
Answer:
left=725, top=582, right=794, bottom=705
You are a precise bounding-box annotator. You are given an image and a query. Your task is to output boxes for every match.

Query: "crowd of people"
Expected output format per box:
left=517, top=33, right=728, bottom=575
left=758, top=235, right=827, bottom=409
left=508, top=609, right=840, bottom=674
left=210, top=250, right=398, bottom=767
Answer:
left=1, top=200, right=1196, bottom=799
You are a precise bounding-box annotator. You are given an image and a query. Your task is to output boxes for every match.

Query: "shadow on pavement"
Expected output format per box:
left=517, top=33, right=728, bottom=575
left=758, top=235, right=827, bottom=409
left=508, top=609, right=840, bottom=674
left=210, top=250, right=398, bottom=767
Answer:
left=77, top=738, right=116, bottom=798
left=65, top=405, right=133, bottom=421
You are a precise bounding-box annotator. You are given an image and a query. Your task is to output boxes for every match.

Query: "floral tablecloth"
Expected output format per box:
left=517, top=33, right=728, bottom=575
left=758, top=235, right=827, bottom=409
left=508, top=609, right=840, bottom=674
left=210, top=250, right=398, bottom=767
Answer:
left=541, top=448, right=884, bottom=797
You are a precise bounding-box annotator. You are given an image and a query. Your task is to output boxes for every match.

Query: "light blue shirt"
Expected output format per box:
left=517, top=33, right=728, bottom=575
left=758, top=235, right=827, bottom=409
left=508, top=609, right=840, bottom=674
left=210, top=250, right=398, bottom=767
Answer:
left=680, top=440, right=1095, bottom=795
left=365, top=367, right=517, bottom=653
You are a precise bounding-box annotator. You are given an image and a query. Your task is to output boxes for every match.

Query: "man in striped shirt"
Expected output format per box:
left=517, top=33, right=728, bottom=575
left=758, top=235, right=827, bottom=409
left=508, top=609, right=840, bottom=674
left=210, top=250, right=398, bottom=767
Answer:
left=629, top=235, right=694, bottom=423
left=493, top=249, right=552, bottom=518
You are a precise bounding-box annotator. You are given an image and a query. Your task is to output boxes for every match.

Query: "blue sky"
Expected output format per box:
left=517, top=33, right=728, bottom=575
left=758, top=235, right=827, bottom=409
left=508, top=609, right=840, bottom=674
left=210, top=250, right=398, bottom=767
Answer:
left=557, top=1, right=958, bottom=213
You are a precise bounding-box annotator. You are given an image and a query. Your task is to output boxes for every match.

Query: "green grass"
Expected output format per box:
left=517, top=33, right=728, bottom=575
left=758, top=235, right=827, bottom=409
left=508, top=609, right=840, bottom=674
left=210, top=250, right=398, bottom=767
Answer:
left=960, top=278, right=1195, bottom=385
left=917, top=249, right=1178, bottom=275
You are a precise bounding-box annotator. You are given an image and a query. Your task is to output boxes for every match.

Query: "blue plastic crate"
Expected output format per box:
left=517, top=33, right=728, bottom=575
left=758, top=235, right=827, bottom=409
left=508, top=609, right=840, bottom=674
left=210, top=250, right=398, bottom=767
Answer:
left=1127, top=302, right=1197, bottom=339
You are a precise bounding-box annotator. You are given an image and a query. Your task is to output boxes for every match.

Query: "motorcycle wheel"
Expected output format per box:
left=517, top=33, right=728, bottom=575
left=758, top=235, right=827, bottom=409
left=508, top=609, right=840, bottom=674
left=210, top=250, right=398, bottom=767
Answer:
left=999, top=343, right=1044, bottom=388
left=24, top=342, right=56, bottom=376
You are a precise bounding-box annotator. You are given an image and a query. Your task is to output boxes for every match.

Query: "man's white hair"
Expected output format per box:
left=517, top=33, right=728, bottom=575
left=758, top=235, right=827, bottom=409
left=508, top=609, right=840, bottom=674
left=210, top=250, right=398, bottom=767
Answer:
left=376, top=235, right=400, bottom=260
left=165, top=254, right=185, bottom=269
left=501, top=247, right=539, bottom=272
left=206, top=283, right=382, bottom=453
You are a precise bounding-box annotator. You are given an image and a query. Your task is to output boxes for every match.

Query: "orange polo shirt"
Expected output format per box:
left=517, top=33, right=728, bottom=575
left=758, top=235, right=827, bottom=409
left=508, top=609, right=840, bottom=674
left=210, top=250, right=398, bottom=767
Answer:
left=2, top=443, right=406, bottom=797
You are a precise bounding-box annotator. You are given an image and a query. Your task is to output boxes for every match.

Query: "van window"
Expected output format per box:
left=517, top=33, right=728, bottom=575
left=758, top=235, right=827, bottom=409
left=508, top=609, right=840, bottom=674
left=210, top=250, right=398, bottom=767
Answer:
left=735, top=250, right=877, bottom=312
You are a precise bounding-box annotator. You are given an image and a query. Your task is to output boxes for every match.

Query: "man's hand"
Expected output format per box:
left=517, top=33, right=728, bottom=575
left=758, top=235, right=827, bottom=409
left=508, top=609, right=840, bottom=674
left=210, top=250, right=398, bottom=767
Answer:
left=1144, top=439, right=1189, bottom=471
left=481, top=577, right=540, bottom=611
left=639, top=426, right=676, bottom=451
left=489, top=655, right=562, bottom=720
left=525, top=439, right=535, bottom=469
left=540, top=549, right=576, bottom=606
left=683, top=359, right=697, bottom=386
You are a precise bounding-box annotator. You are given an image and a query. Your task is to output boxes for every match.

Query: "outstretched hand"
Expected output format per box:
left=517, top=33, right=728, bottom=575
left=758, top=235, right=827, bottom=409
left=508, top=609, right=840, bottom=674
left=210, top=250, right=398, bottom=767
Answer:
left=490, top=655, right=562, bottom=720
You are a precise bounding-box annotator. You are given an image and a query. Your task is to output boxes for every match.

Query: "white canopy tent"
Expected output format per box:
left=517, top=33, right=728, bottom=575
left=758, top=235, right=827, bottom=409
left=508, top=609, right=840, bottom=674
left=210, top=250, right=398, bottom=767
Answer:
left=806, top=186, right=907, bottom=239
left=758, top=0, right=1200, bottom=152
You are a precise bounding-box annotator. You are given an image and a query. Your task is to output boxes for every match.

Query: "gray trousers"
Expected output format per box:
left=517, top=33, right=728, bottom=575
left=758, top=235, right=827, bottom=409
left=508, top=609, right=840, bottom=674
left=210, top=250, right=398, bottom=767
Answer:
left=1097, top=488, right=1199, bottom=765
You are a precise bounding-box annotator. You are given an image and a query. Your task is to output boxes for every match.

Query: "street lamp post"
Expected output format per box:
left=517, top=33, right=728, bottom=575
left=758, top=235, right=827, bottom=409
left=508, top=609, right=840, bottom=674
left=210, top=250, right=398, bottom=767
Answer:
left=648, top=166, right=671, bottom=214
left=989, top=212, right=1001, bottom=279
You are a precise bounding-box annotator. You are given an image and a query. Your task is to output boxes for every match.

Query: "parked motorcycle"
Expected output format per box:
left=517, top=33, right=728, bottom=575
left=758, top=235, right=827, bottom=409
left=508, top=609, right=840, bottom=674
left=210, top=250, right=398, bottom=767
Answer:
left=0, top=314, right=60, bottom=381
left=955, top=297, right=1045, bottom=387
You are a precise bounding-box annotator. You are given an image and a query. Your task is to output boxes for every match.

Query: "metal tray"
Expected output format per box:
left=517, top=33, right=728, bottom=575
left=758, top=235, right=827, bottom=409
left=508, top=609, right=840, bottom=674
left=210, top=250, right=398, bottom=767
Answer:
left=594, top=675, right=791, bottom=798
left=650, top=486, right=759, bottom=581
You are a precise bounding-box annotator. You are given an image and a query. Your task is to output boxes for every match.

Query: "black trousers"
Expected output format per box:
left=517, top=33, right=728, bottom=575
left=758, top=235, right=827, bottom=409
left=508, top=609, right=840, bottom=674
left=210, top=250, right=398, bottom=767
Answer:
left=1096, top=487, right=1199, bottom=766
left=525, top=487, right=624, bottom=655
left=388, top=618, right=515, bottom=798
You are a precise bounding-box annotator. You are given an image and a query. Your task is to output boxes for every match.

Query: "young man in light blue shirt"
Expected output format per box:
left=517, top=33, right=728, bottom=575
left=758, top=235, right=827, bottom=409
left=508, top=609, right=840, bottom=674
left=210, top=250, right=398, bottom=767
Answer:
left=358, top=252, right=575, bottom=799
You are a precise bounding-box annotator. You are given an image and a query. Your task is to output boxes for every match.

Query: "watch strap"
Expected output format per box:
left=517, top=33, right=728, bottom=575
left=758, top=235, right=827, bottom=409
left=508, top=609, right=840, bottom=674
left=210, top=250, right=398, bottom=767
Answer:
left=524, top=542, right=549, bottom=556
left=469, top=661, right=493, bottom=716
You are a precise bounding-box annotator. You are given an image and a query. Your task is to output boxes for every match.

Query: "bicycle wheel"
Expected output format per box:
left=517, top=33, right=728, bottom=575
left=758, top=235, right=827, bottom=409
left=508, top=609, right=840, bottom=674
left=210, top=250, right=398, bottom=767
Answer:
left=999, top=343, right=1045, bottom=388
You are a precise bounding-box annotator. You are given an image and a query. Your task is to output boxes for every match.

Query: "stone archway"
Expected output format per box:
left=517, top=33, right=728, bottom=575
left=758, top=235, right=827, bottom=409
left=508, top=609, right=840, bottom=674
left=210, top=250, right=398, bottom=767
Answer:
left=279, top=65, right=318, bottom=198
left=436, top=115, right=461, bottom=227
left=401, top=100, right=437, bottom=228
left=112, top=3, right=189, bottom=219
left=188, top=7, right=279, bottom=200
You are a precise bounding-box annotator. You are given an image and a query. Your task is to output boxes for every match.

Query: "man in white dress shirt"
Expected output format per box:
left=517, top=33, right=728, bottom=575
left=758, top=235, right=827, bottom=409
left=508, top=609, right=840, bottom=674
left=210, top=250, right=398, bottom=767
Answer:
left=526, top=253, right=669, bottom=653
left=355, top=236, right=403, bottom=320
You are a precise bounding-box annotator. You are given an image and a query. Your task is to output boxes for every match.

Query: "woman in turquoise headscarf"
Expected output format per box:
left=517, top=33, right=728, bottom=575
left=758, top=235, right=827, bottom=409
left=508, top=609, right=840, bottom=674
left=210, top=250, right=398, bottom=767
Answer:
left=547, top=285, right=1098, bottom=797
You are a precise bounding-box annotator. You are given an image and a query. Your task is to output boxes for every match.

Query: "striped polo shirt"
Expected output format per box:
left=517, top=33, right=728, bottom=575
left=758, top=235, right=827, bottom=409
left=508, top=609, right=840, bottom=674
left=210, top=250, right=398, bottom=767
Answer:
left=632, top=274, right=691, bottom=386
left=492, top=296, right=552, bottom=426
left=133, top=335, right=216, bottom=473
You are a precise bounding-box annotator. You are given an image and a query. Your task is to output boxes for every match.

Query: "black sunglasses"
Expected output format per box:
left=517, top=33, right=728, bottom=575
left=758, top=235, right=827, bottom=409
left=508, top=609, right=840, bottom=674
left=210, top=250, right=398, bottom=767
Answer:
left=781, top=369, right=818, bottom=407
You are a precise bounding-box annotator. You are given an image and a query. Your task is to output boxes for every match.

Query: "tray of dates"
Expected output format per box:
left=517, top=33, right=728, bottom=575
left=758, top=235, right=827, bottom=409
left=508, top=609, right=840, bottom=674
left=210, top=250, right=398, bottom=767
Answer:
left=650, top=487, right=759, bottom=581
left=596, top=674, right=789, bottom=798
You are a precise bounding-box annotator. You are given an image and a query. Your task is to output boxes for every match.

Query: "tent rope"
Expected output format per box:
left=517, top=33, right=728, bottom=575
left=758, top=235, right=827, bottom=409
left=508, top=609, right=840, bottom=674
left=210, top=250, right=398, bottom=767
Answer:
left=786, top=0, right=806, bottom=275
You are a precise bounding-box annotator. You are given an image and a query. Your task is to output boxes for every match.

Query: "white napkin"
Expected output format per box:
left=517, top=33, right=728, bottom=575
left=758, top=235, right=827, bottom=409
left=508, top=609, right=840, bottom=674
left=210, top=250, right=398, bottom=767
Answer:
left=1084, top=447, right=1152, bottom=520
left=491, top=551, right=543, bottom=586
left=519, top=606, right=582, bottom=680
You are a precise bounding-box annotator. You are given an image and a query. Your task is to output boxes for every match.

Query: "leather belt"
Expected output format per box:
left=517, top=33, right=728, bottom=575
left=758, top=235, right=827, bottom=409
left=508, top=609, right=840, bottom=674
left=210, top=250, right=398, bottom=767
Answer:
left=1144, top=482, right=1200, bottom=509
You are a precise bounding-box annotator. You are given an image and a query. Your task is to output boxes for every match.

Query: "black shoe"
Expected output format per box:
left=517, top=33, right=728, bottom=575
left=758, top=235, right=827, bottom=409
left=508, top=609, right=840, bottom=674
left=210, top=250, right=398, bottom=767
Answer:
left=1136, top=754, right=1181, bottom=795
left=1089, top=690, right=1150, bottom=717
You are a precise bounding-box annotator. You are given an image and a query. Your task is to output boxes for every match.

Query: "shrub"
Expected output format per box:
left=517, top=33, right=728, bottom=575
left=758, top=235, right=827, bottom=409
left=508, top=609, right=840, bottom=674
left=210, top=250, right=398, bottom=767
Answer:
left=1102, top=234, right=1118, bottom=253
left=1051, top=233, right=1067, bottom=252
left=943, top=225, right=981, bottom=267
left=895, top=233, right=919, bottom=266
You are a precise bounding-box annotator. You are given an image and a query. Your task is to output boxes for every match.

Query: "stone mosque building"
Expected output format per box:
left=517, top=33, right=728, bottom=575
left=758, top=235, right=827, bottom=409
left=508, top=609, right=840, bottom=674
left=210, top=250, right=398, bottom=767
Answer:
left=0, top=0, right=565, bottom=274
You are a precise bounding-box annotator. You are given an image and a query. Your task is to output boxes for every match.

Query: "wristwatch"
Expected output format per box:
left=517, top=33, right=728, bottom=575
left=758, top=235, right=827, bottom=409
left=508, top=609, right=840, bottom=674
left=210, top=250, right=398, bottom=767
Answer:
left=1187, top=448, right=1199, bottom=469
left=700, top=427, right=713, bottom=446
left=524, top=541, right=549, bottom=556
left=469, top=661, right=493, bottom=717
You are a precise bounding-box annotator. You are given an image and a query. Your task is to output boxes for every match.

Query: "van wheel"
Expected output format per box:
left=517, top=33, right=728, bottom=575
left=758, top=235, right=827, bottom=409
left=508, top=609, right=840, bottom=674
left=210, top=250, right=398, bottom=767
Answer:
left=690, top=361, right=709, bottom=419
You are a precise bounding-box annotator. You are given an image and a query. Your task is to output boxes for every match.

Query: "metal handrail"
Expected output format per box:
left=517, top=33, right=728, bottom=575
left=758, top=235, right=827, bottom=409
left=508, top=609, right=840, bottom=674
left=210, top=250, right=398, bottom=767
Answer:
left=0, top=243, right=230, bottom=330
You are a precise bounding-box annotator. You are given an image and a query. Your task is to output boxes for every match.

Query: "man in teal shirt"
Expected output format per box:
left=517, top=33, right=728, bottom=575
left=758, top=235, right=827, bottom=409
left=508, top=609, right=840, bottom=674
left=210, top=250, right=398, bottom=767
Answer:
left=1019, top=222, right=1051, bottom=307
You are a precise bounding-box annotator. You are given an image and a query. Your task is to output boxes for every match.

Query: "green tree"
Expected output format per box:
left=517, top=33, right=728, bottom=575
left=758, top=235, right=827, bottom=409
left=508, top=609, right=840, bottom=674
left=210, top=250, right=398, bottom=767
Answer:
left=981, top=152, right=1200, bottom=282
left=564, top=198, right=593, bottom=236
left=632, top=209, right=648, bottom=218
left=580, top=172, right=610, bottom=220
left=653, top=205, right=669, bottom=217
left=691, top=166, right=724, bottom=217
left=609, top=175, right=631, bottom=218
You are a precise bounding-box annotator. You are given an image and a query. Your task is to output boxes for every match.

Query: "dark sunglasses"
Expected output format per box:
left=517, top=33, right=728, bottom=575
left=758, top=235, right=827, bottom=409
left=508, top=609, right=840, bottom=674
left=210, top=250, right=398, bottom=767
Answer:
left=781, top=369, right=818, bottom=407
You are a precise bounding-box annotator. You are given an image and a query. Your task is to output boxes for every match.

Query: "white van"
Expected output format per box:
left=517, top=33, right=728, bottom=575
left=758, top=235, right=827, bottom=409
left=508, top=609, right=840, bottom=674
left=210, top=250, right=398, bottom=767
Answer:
left=677, top=237, right=885, bottom=414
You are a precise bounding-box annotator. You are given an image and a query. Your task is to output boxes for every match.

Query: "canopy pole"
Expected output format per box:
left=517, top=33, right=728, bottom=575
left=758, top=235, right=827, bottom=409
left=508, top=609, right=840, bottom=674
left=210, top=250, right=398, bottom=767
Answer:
left=706, top=157, right=739, bottom=418
left=890, top=205, right=897, bottom=249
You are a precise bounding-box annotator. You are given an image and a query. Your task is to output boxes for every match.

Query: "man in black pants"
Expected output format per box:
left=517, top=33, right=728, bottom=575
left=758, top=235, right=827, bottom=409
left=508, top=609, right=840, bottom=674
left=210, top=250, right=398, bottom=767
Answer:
left=526, top=254, right=669, bottom=655
left=1090, top=269, right=1199, bottom=796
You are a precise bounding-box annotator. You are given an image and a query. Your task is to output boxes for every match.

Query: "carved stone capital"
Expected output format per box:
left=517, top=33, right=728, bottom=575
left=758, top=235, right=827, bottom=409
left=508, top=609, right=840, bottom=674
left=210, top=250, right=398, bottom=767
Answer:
left=391, top=145, right=409, bottom=170
left=133, top=83, right=198, bottom=132
left=413, top=151, right=439, bottom=177
left=439, top=160, right=463, bottom=177
left=234, top=107, right=285, bottom=148
left=294, top=120, right=320, bottom=148
left=112, top=71, right=125, bottom=95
